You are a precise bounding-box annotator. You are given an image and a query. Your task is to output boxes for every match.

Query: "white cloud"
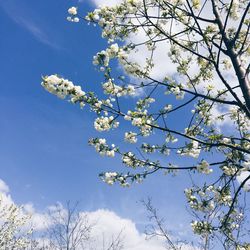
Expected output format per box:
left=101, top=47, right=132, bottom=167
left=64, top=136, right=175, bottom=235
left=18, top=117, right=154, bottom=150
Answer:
left=0, top=179, right=9, bottom=193
left=0, top=180, right=49, bottom=231
left=84, top=209, right=199, bottom=250
left=23, top=203, right=50, bottom=231
left=84, top=209, right=166, bottom=250
left=0, top=182, right=16, bottom=207
left=125, top=31, right=177, bottom=80
left=237, top=171, right=250, bottom=191
left=237, top=156, right=250, bottom=191
left=0, top=178, right=198, bottom=249
left=90, top=0, right=122, bottom=7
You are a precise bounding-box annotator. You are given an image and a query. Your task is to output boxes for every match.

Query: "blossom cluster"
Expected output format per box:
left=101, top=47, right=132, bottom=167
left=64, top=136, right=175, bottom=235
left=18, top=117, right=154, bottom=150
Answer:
left=185, top=184, right=233, bottom=214
left=42, top=75, right=86, bottom=105
left=102, top=78, right=135, bottom=97
left=67, top=6, right=79, bottom=22
left=88, top=138, right=116, bottom=157
left=124, top=110, right=154, bottom=136
left=197, top=160, right=213, bottom=175
left=93, top=44, right=127, bottom=68
left=101, top=172, right=130, bottom=187
left=222, top=165, right=238, bottom=176
left=0, top=198, right=32, bottom=249
left=141, top=143, right=156, bottom=154
left=122, top=152, right=141, bottom=168
left=42, top=75, right=118, bottom=115
left=169, top=86, right=185, bottom=100
left=94, top=116, right=119, bottom=132
left=124, top=132, right=138, bottom=143
left=92, top=43, right=145, bottom=77
left=185, top=188, right=215, bottom=212
left=191, top=221, right=213, bottom=235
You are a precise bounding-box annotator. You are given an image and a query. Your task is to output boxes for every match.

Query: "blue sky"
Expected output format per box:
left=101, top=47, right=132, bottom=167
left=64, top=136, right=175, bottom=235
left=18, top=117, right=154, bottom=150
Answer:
left=0, top=0, right=199, bottom=242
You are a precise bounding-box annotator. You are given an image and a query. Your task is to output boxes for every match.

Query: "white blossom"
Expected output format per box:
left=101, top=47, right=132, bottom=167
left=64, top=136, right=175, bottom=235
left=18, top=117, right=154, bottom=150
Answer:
left=103, top=172, right=118, bottom=185
left=124, top=132, right=137, bottom=143
left=89, top=138, right=116, bottom=157
left=68, top=7, right=77, bottom=15
left=191, top=221, right=212, bottom=235
left=197, top=160, right=213, bottom=174
left=94, top=116, right=119, bottom=132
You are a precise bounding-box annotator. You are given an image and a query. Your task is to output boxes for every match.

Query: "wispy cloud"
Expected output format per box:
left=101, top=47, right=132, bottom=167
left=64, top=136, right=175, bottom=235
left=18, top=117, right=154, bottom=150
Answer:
left=14, top=16, right=60, bottom=49
left=0, top=1, right=60, bottom=50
